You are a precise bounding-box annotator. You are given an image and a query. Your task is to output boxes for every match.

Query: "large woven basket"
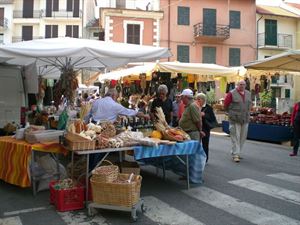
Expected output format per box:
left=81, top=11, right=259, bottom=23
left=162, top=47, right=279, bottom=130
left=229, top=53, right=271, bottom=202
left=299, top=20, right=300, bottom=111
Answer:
left=91, top=160, right=119, bottom=183
left=64, top=132, right=96, bottom=151
left=90, top=173, right=142, bottom=207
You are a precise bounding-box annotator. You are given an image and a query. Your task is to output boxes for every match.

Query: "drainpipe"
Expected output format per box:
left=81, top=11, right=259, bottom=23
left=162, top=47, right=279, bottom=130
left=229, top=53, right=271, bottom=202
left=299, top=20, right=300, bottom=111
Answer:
left=256, top=15, right=263, bottom=60
left=168, top=0, right=171, bottom=61
left=82, top=0, right=84, bottom=38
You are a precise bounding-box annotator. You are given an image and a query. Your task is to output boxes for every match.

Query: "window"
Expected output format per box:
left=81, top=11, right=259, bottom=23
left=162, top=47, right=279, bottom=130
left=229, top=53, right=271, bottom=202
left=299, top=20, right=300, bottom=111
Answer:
left=116, top=0, right=126, bottom=8
left=265, top=19, right=277, bottom=46
left=93, top=32, right=99, bottom=37
left=46, top=0, right=59, bottom=17
left=127, top=24, right=140, bottom=44
left=23, top=0, right=34, bottom=18
left=177, top=45, right=190, bottom=63
left=22, top=26, right=33, bottom=41
left=203, top=47, right=216, bottom=64
left=0, top=8, right=4, bottom=27
left=230, top=11, right=240, bottom=29
left=229, top=48, right=240, bottom=66
left=178, top=6, right=190, bottom=25
left=203, top=8, right=216, bottom=35
left=0, top=34, right=3, bottom=44
left=45, top=25, right=58, bottom=38
left=66, top=25, right=79, bottom=38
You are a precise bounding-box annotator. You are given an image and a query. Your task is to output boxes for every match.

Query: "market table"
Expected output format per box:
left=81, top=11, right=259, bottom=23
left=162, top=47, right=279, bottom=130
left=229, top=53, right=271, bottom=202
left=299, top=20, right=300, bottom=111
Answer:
left=222, top=121, right=293, bottom=143
left=0, top=136, right=67, bottom=190
left=69, top=140, right=205, bottom=205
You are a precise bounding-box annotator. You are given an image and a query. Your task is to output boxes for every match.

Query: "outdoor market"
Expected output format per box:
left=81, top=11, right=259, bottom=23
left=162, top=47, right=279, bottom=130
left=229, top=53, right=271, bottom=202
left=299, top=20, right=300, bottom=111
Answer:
left=0, top=38, right=299, bottom=222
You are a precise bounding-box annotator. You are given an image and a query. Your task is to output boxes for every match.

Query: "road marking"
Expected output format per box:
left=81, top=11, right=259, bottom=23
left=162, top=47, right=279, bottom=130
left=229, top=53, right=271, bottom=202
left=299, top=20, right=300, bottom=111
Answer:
left=229, top=178, right=300, bottom=205
left=267, top=173, right=300, bottom=185
left=58, top=211, right=109, bottom=225
left=183, top=187, right=300, bottom=225
left=0, top=216, right=22, bottom=225
left=143, top=196, right=205, bottom=225
left=3, top=206, right=50, bottom=216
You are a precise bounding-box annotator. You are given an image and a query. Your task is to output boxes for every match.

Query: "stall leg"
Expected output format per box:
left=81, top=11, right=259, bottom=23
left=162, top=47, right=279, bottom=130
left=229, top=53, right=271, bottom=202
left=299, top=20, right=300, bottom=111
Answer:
left=186, top=155, right=190, bottom=189
left=71, top=151, right=74, bottom=180
left=31, top=151, right=37, bottom=196
left=162, top=158, right=166, bottom=181
left=85, top=154, right=90, bottom=207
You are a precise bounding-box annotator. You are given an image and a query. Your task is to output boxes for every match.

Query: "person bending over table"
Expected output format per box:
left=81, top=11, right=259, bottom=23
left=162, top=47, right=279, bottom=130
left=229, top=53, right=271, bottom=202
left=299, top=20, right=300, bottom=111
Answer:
left=85, top=88, right=149, bottom=169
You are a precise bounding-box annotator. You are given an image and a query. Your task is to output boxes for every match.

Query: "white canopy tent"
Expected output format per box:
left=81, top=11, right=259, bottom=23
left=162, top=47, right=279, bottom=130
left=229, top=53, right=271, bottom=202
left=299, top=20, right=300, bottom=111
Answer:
left=0, top=37, right=172, bottom=72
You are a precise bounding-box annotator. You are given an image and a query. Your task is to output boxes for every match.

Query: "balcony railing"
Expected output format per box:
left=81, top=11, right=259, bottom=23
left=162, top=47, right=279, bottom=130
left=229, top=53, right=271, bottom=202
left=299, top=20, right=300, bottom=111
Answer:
left=194, top=23, right=230, bottom=40
left=13, top=10, right=43, bottom=18
left=12, top=36, right=43, bottom=43
left=41, top=10, right=82, bottom=18
left=0, top=17, right=8, bottom=29
left=102, top=0, right=155, bottom=10
left=258, top=33, right=292, bottom=49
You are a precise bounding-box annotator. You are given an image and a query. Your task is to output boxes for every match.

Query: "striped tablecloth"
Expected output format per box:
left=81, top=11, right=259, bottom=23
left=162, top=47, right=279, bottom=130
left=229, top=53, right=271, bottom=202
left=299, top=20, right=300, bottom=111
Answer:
left=133, top=140, right=206, bottom=184
left=0, top=136, right=67, bottom=188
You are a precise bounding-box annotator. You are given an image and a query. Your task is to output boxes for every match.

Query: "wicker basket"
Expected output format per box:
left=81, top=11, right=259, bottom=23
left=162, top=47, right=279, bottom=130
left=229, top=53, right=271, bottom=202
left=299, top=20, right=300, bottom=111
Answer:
left=91, top=160, right=119, bottom=183
left=90, top=173, right=142, bottom=207
left=64, top=132, right=96, bottom=151
left=119, top=161, right=140, bottom=175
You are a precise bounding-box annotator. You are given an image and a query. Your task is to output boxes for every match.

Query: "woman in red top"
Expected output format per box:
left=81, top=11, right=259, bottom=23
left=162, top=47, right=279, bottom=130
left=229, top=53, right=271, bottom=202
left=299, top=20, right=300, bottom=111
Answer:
left=290, top=101, right=300, bottom=156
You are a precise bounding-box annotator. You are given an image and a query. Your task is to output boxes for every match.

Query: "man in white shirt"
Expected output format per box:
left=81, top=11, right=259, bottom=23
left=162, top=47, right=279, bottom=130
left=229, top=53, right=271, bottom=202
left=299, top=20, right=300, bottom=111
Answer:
left=86, top=88, right=148, bottom=123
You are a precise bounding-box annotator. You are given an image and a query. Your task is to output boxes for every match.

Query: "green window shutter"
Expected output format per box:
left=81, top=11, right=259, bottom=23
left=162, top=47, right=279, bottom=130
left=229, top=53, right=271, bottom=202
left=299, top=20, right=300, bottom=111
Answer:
left=230, top=11, right=240, bottom=29
left=265, top=19, right=277, bottom=45
left=177, top=45, right=190, bottom=62
left=178, top=6, right=190, bottom=25
left=202, top=47, right=216, bottom=64
left=229, top=48, right=241, bottom=66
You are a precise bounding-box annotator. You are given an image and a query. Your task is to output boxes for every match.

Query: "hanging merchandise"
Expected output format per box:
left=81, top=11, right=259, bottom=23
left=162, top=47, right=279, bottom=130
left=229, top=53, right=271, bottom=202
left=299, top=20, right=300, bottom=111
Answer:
left=177, top=73, right=183, bottom=92
left=182, top=76, right=189, bottom=89
left=140, top=73, right=147, bottom=94
left=110, top=80, right=117, bottom=88
left=219, top=77, right=227, bottom=94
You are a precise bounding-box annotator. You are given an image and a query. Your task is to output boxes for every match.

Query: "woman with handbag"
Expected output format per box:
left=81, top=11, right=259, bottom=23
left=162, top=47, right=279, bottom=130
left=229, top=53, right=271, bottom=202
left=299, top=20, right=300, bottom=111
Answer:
left=290, top=101, right=300, bottom=157
left=195, top=93, right=218, bottom=163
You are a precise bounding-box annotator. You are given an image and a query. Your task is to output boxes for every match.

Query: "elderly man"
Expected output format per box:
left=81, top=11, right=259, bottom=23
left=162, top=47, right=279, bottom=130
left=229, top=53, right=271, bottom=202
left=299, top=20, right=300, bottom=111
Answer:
left=224, top=80, right=252, bottom=163
left=150, top=84, right=173, bottom=125
left=86, top=88, right=148, bottom=123
left=179, top=89, right=204, bottom=141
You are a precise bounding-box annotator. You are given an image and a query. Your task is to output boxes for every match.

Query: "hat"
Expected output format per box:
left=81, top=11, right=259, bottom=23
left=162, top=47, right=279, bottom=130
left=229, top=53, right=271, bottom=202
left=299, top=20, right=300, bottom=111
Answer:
left=180, top=89, right=193, bottom=97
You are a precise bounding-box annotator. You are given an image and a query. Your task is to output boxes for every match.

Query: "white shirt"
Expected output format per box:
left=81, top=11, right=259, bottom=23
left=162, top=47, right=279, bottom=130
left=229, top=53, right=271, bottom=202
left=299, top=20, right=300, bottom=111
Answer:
left=87, top=96, right=138, bottom=123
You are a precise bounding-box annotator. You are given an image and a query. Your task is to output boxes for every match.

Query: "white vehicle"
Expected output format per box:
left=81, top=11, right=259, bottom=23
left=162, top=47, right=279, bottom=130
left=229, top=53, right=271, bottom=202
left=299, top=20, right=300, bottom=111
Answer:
left=0, top=65, right=26, bottom=128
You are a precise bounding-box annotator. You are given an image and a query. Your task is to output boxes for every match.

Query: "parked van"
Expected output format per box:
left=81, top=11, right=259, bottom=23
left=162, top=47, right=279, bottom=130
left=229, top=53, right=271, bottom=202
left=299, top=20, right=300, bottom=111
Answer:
left=0, top=65, right=26, bottom=128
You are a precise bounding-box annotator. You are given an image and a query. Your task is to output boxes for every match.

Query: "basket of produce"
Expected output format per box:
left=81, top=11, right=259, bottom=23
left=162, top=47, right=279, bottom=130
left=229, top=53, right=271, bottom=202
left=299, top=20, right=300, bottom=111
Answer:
left=91, top=160, right=119, bottom=183
left=90, top=173, right=142, bottom=207
left=64, top=132, right=96, bottom=151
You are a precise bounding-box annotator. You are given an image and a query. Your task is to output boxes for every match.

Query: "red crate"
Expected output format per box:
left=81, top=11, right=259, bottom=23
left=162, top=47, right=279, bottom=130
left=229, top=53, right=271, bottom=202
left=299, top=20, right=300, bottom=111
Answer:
left=49, top=180, right=58, bottom=205
left=55, top=186, right=84, bottom=212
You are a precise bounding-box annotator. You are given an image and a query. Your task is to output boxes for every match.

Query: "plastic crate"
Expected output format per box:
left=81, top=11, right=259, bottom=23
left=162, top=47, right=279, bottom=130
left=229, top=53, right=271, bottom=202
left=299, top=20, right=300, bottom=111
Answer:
left=49, top=181, right=84, bottom=212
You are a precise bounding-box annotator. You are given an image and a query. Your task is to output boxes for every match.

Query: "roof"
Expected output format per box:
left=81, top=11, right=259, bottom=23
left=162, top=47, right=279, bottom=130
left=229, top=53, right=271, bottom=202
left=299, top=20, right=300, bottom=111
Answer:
left=286, top=3, right=300, bottom=10
left=256, top=5, right=299, bottom=18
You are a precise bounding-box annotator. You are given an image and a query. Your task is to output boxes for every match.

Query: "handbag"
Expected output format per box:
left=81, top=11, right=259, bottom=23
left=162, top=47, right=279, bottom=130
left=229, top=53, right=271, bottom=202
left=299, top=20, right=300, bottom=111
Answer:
left=202, top=106, right=218, bottom=129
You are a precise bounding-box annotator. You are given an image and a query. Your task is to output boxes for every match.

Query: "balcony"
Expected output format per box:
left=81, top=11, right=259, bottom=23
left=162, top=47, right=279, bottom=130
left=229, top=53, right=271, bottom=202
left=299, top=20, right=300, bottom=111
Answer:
left=258, top=33, right=292, bottom=50
left=101, top=0, right=155, bottom=11
left=12, top=36, right=43, bottom=43
left=194, top=23, right=230, bottom=41
left=41, top=10, right=82, bottom=19
left=13, top=10, right=42, bottom=18
left=0, top=17, right=8, bottom=29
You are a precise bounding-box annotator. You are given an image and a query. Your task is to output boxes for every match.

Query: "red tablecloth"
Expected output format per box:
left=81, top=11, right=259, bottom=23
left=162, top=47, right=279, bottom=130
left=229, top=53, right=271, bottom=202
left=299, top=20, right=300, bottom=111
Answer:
left=0, top=136, right=67, bottom=188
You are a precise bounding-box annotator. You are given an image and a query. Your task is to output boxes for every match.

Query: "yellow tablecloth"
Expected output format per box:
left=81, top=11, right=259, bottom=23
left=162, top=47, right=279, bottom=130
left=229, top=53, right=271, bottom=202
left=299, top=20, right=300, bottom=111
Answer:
left=0, top=136, right=67, bottom=188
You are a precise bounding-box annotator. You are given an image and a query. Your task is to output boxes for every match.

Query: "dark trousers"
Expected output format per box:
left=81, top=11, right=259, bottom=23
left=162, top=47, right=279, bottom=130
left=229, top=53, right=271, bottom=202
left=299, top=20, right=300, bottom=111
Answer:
left=89, top=153, right=106, bottom=171
left=292, top=126, right=300, bottom=155
left=202, top=131, right=210, bottom=162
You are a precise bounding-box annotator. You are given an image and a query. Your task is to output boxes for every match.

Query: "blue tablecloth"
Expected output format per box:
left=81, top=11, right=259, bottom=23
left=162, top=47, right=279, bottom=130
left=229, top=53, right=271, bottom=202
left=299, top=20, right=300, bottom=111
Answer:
left=133, top=140, right=206, bottom=184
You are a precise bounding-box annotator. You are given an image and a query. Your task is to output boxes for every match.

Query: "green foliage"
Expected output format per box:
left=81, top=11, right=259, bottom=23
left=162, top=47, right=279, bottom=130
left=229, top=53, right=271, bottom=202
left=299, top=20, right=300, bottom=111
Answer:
left=259, top=90, right=272, bottom=107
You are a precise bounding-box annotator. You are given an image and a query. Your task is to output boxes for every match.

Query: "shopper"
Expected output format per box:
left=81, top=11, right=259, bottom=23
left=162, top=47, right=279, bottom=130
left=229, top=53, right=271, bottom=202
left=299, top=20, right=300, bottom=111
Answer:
left=172, top=94, right=181, bottom=127
left=290, top=101, right=300, bottom=156
left=195, top=93, right=217, bottom=163
left=224, top=80, right=252, bottom=163
left=150, top=84, right=173, bottom=125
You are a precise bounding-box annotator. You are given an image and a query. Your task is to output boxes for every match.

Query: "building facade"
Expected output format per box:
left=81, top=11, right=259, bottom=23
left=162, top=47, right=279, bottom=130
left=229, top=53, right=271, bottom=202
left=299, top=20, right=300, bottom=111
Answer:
left=98, top=0, right=163, bottom=46
left=0, top=0, right=13, bottom=45
left=159, top=0, right=256, bottom=66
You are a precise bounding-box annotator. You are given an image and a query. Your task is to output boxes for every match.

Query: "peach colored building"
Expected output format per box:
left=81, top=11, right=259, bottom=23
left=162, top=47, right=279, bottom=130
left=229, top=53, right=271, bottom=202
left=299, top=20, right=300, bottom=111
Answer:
left=160, top=0, right=257, bottom=66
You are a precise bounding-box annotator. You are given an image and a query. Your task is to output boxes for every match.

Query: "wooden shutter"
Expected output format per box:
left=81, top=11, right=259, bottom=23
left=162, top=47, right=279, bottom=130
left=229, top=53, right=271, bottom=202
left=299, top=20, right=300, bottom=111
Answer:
left=53, top=25, right=58, bottom=37
left=66, top=25, right=72, bottom=37
left=73, top=25, right=79, bottom=38
left=46, top=0, right=52, bottom=17
left=45, top=25, right=51, bottom=38
left=23, top=0, right=34, bottom=18
left=177, top=45, right=190, bottom=63
left=265, top=19, right=277, bottom=46
left=177, top=6, right=190, bottom=25
left=53, top=0, right=59, bottom=11
left=116, top=0, right=126, bottom=8
left=67, top=0, right=73, bottom=12
left=127, top=24, right=140, bottom=44
left=230, top=11, right=240, bottom=29
left=203, top=47, right=216, bottom=64
left=229, top=48, right=240, bottom=66
left=73, top=0, right=80, bottom=17
left=0, top=8, right=4, bottom=27
left=22, top=26, right=33, bottom=41
left=203, top=9, right=216, bottom=36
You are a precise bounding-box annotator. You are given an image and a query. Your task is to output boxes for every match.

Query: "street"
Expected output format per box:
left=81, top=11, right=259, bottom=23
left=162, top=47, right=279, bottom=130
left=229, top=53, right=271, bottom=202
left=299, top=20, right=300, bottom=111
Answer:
left=0, top=134, right=299, bottom=225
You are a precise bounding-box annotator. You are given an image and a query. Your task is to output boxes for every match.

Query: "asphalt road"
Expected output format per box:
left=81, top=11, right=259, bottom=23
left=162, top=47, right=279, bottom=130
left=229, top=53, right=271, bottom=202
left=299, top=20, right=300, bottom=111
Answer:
left=0, top=135, right=299, bottom=225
